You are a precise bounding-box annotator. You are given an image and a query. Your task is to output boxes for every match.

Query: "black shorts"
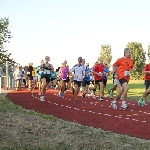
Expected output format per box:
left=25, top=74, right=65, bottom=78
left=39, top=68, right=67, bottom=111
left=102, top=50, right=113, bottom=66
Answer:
left=145, top=80, right=150, bottom=90
left=23, top=79, right=26, bottom=83
left=51, top=78, right=56, bottom=81
left=119, top=78, right=128, bottom=86
left=90, top=80, right=94, bottom=85
left=41, top=74, right=50, bottom=83
left=82, top=80, right=90, bottom=87
left=66, top=77, right=70, bottom=83
left=103, top=79, right=107, bottom=86
left=74, top=80, right=82, bottom=87
left=28, top=76, right=33, bottom=80
left=95, top=79, right=103, bottom=85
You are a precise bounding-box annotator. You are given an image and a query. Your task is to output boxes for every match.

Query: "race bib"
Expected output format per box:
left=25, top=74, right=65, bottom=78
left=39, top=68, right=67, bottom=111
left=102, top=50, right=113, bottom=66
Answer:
left=46, top=70, right=50, bottom=74
left=98, top=72, right=102, bottom=76
left=43, top=69, right=47, bottom=74
left=27, top=72, right=30, bottom=74
left=62, top=78, right=66, bottom=81
left=124, top=71, right=130, bottom=76
left=77, top=74, right=83, bottom=81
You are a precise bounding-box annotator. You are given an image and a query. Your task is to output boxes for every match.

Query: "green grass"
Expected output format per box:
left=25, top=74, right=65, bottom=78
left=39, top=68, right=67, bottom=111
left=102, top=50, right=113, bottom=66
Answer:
left=1, top=81, right=150, bottom=149
left=103, top=80, right=146, bottom=100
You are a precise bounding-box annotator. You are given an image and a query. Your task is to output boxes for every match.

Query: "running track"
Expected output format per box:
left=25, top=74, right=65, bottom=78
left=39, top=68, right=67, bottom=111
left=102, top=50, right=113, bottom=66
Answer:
left=6, top=88, right=150, bottom=140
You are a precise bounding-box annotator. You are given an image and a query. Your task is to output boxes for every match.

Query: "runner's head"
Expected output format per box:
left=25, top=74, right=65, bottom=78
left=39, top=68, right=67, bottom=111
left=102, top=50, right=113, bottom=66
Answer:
left=40, top=60, right=44, bottom=64
left=28, top=63, right=33, bottom=66
left=16, top=65, right=20, bottom=70
left=104, top=63, right=108, bottom=67
left=45, top=56, right=50, bottom=63
left=64, top=60, right=67, bottom=65
left=124, top=48, right=131, bottom=58
left=99, top=59, right=103, bottom=65
left=78, top=56, right=82, bottom=65
left=82, top=59, right=85, bottom=65
left=86, top=63, right=89, bottom=67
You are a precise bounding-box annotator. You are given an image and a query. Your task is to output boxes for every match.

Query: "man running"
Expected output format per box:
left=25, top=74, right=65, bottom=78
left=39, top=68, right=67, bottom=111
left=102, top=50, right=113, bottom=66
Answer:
left=111, top=48, right=135, bottom=109
left=40, top=56, right=53, bottom=101
left=71, top=57, right=85, bottom=103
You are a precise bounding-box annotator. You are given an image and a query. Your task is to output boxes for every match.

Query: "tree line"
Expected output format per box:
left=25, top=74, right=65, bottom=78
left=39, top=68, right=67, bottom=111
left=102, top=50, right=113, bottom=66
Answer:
left=1, top=17, right=150, bottom=80
left=98, top=42, right=150, bottom=80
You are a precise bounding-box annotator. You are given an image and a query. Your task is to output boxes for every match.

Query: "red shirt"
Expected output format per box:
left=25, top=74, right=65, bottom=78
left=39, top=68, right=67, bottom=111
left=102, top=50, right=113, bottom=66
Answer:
left=93, top=64, right=104, bottom=80
left=144, top=64, right=150, bottom=80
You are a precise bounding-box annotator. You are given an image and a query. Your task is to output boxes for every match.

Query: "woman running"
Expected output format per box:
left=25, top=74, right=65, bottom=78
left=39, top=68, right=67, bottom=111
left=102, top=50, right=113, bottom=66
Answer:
left=58, top=60, right=69, bottom=98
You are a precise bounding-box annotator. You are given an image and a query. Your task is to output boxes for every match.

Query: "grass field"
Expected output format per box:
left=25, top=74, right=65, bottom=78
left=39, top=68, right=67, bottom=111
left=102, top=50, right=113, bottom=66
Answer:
left=1, top=80, right=150, bottom=150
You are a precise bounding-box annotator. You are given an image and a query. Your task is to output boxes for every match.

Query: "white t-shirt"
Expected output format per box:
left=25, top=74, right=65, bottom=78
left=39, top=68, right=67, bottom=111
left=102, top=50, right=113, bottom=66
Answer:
left=13, top=70, right=22, bottom=80
left=71, top=64, right=85, bottom=81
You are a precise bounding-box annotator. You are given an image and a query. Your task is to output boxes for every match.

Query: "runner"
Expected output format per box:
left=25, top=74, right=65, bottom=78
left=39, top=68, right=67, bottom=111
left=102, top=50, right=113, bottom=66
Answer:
left=90, top=59, right=105, bottom=101
left=103, top=63, right=109, bottom=96
left=111, top=48, right=135, bottom=109
left=58, top=60, right=69, bottom=98
left=36, top=60, right=44, bottom=95
left=13, top=65, right=22, bottom=91
left=82, top=63, right=91, bottom=98
left=108, top=67, right=119, bottom=98
left=71, top=57, right=85, bottom=103
left=40, top=56, right=53, bottom=101
left=50, top=67, right=57, bottom=88
left=138, top=63, right=150, bottom=106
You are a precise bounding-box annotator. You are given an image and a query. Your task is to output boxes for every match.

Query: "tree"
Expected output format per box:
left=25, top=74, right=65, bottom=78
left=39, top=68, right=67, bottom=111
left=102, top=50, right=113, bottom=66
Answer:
left=0, top=17, right=15, bottom=65
left=126, top=42, right=146, bottom=80
left=148, top=42, right=150, bottom=63
left=98, top=44, right=112, bottom=67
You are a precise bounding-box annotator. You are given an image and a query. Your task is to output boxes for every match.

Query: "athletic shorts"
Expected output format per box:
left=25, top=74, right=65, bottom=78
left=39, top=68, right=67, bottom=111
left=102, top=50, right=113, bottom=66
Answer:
left=74, top=80, right=82, bottom=87
left=41, top=74, right=50, bottom=83
left=119, top=78, right=128, bottom=86
left=51, top=78, right=56, bottom=81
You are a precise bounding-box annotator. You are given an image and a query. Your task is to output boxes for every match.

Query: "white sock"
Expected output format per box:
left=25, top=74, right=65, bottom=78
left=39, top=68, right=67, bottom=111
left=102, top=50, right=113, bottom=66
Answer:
left=122, top=101, right=125, bottom=105
left=113, top=100, right=116, bottom=103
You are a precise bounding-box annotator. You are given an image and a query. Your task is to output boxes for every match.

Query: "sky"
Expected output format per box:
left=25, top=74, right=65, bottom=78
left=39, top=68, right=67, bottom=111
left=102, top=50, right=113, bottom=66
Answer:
left=0, top=0, right=150, bottom=69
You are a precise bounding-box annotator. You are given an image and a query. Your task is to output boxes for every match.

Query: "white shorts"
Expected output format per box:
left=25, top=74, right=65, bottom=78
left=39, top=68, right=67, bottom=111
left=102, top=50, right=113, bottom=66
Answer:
left=33, top=76, right=37, bottom=82
left=114, top=78, right=120, bottom=86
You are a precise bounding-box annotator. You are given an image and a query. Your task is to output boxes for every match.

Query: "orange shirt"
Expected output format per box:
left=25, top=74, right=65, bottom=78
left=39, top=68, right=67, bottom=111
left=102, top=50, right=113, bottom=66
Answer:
left=113, top=57, right=134, bottom=81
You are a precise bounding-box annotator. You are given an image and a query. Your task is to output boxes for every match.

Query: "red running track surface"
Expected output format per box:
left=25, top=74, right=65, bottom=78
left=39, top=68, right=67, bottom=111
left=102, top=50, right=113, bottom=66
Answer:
left=6, top=88, right=150, bottom=140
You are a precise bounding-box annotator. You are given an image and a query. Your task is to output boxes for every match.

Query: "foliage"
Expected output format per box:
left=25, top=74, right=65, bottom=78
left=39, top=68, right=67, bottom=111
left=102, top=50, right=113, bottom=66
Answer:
left=0, top=17, right=15, bottom=65
left=126, top=42, right=146, bottom=80
left=98, top=44, right=112, bottom=67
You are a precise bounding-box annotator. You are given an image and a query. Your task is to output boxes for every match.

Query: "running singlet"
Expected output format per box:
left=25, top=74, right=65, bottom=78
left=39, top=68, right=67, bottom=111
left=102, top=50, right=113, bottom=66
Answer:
left=40, top=63, right=51, bottom=76
left=103, top=67, right=109, bottom=80
left=50, top=71, right=56, bottom=79
left=36, top=66, right=43, bottom=77
left=84, top=67, right=91, bottom=81
left=60, top=66, right=68, bottom=80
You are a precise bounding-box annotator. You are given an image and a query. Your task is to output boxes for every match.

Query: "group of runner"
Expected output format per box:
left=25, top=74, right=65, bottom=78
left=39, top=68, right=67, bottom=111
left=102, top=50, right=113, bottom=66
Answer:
left=12, top=48, right=150, bottom=109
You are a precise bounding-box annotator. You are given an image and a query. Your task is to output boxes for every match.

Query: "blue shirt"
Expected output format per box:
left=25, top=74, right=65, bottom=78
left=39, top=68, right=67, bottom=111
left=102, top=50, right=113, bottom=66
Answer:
left=84, top=67, right=91, bottom=81
left=50, top=71, right=56, bottom=79
left=36, top=66, right=43, bottom=77
left=103, top=67, right=109, bottom=80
